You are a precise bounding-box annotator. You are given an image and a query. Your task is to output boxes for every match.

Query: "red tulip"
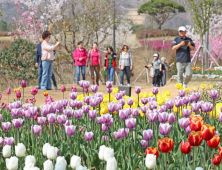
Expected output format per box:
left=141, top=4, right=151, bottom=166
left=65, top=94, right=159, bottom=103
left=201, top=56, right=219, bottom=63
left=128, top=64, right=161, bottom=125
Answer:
left=188, top=131, right=203, bottom=146
left=145, top=147, right=159, bottom=159
left=207, top=135, right=220, bottom=148
left=190, top=116, right=204, bottom=132
left=218, top=146, right=222, bottom=158
left=158, top=138, right=174, bottom=153
left=213, top=155, right=221, bottom=166
left=201, top=125, right=215, bottom=141
left=180, top=141, right=192, bottom=154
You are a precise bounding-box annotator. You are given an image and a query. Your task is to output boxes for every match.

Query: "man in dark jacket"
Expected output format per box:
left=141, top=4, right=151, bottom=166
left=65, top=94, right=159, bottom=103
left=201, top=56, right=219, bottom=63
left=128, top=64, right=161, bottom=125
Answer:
left=35, top=37, right=58, bottom=90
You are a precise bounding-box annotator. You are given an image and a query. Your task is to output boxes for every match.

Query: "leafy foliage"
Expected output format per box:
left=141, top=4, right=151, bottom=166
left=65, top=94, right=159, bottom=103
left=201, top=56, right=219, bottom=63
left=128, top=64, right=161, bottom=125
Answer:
left=0, top=39, right=37, bottom=82
left=138, top=0, right=186, bottom=30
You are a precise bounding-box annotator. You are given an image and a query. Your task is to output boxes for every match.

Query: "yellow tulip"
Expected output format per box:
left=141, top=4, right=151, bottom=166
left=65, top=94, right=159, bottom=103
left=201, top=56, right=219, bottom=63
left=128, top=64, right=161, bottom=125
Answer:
left=200, top=84, right=206, bottom=89
left=179, top=86, right=185, bottom=90
left=142, top=92, right=148, bottom=98
left=173, top=106, right=178, bottom=113
left=185, top=88, right=190, bottom=94
left=113, top=88, right=118, bottom=94
left=175, top=83, right=182, bottom=90
left=209, top=85, right=214, bottom=89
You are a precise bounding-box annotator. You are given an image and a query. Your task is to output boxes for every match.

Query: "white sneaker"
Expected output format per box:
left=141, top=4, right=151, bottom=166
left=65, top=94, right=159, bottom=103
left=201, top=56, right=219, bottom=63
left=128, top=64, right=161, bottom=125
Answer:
left=127, top=84, right=131, bottom=86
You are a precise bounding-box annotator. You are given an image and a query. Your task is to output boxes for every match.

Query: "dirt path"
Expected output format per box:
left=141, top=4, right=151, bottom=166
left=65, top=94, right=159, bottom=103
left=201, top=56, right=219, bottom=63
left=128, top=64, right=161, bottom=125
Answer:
left=0, top=82, right=203, bottom=107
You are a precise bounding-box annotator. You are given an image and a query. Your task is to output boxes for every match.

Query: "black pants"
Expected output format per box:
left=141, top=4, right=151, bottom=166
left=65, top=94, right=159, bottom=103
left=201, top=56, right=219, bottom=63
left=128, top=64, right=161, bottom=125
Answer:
left=153, top=70, right=162, bottom=87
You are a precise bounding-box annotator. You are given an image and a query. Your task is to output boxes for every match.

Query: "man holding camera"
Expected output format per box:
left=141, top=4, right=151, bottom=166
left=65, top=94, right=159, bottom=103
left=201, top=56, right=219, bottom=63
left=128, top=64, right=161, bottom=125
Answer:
left=172, top=26, right=195, bottom=88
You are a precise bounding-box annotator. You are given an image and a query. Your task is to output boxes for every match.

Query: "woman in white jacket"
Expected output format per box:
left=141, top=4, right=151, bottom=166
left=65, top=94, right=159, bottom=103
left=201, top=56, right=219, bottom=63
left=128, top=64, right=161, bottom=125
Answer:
left=41, top=31, right=60, bottom=90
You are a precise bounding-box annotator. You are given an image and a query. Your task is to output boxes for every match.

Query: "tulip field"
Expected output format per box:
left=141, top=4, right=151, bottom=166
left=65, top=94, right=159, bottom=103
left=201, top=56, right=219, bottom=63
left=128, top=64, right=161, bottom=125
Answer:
left=0, top=80, right=222, bottom=170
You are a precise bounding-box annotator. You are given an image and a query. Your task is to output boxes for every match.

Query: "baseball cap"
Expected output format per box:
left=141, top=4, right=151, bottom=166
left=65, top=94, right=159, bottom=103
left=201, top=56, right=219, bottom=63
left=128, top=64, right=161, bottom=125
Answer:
left=153, top=53, right=159, bottom=57
left=178, top=26, right=186, bottom=32
left=161, top=57, right=166, bottom=61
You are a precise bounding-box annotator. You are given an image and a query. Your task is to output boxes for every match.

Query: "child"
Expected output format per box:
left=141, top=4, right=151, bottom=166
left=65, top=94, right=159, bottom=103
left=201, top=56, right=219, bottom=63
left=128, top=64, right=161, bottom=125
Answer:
left=160, top=57, right=174, bottom=86
left=147, top=53, right=162, bottom=87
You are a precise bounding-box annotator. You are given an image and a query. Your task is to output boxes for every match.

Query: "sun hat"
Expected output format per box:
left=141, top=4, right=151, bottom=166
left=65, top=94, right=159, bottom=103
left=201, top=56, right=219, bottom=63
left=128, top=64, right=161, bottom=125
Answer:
left=153, top=53, right=159, bottom=57
left=178, top=26, right=186, bottom=32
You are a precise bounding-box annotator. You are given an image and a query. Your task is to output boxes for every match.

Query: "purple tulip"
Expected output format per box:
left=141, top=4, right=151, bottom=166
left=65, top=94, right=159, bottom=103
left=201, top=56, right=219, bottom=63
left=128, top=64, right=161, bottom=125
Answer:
left=83, top=81, right=90, bottom=89
left=119, top=90, right=126, bottom=96
left=64, top=109, right=73, bottom=118
left=182, top=97, right=189, bottom=105
left=70, top=92, right=77, bottom=100
left=84, top=132, right=94, bottom=141
left=219, top=113, right=222, bottom=123
left=37, top=117, right=46, bottom=125
left=23, top=103, right=33, bottom=111
left=127, top=98, right=134, bottom=106
left=40, top=106, right=47, bottom=117
left=11, top=108, right=22, bottom=118
left=159, top=105, right=168, bottom=112
left=119, top=109, right=129, bottom=120
left=168, top=113, right=176, bottom=123
left=2, top=122, right=11, bottom=131
left=147, top=111, right=158, bottom=123
left=107, top=88, right=113, bottom=93
left=6, top=88, right=11, bottom=95
left=175, top=99, right=183, bottom=107
left=83, top=105, right=90, bottom=114
left=47, top=113, right=57, bottom=124
left=77, top=101, right=84, bottom=109
left=4, top=137, right=14, bottom=146
left=102, top=114, right=112, bottom=123
left=24, top=110, right=32, bottom=119
left=106, top=81, right=113, bottom=89
left=125, top=118, right=136, bottom=129
left=12, top=118, right=23, bottom=128
left=148, top=97, right=156, bottom=102
left=143, top=129, right=153, bottom=141
left=9, top=101, right=21, bottom=111
left=84, top=96, right=90, bottom=104
left=115, top=93, right=123, bottom=100
left=118, top=99, right=125, bottom=107
left=135, top=86, right=141, bottom=94
left=165, top=99, right=174, bottom=110
left=149, top=101, right=158, bottom=110
left=65, top=125, right=76, bottom=136
left=64, top=120, right=72, bottom=126
left=114, top=131, right=121, bottom=140
left=201, top=102, right=213, bottom=113
left=118, top=128, right=129, bottom=138
left=56, top=101, right=63, bottom=110
left=102, top=124, right=109, bottom=132
left=158, top=112, right=169, bottom=123
left=106, top=118, right=114, bottom=127
left=21, top=80, right=26, bottom=88
left=79, top=80, right=84, bottom=87
left=74, top=110, right=83, bottom=119
left=192, top=92, right=201, bottom=102
left=179, top=118, right=190, bottom=129
left=0, top=137, right=3, bottom=147
left=185, top=126, right=192, bottom=133
left=115, top=104, right=122, bottom=112
left=182, top=109, right=191, bottom=117
left=178, top=90, right=186, bottom=97
left=32, top=125, right=42, bottom=135
left=140, top=140, right=148, bottom=148
left=141, top=98, right=148, bottom=105
left=152, top=87, right=159, bottom=95
left=90, top=97, right=100, bottom=107
left=191, top=103, right=200, bottom=112
left=95, top=92, right=103, bottom=98
left=159, top=123, right=172, bottom=136
left=89, top=110, right=97, bottom=120
left=28, top=107, right=38, bottom=117
left=108, top=102, right=116, bottom=113
left=140, top=106, right=148, bottom=114
left=97, top=117, right=103, bottom=124
left=211, top=90, right=218, bottom=100
left=91, top=85, right=98, bottom=93
left=132, top=109, right=139, bottom=117
left=57, top=115, right=67, bottom=124
left=0, top=114, right=2, bottom=122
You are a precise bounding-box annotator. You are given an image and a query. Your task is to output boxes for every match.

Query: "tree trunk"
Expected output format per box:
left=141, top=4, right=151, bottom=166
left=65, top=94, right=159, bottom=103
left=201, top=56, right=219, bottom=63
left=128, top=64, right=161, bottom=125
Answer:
left=159, top=24, right=162, bottom=30
left=201, top=37, right=204, bottom=74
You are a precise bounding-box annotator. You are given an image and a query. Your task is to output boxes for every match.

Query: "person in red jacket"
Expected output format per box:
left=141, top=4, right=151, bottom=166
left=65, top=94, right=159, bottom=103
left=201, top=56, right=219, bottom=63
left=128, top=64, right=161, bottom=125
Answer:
left=104, top=46, right=117, bottom=82
left=73, top=41, right=88, bottom=84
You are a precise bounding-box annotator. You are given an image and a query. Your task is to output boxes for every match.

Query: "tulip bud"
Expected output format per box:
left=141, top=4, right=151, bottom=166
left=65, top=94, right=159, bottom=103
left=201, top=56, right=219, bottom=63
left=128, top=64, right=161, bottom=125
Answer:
left=16, top=90, right=21, bottom=99
left=69, top=92, right=77, bottom=100
left=178, top=90, right=185, bottom=97
left=127, top=98, right=134, bottom=106
left=44, top=159, right=53, bottom=170
left=141, top=98, right=148, bottom=105
left=70, top=155, right=81, bottom=169
left=159, top=123, right=172, bottom=136
left=145, top=154, right=156, bottom=169
left=89, top=110, right=97, bottom=119
left=143, top=129, right=153, bottom=141
left=140, top=140, right=148, bottom=148
left=201, top=125, right=215, bottom=141
left=158, top=138, right=174, bottom=153
left=125, top=118, right=136, bottom=129
left=165, top=99, right=174, bottom=109
left=180, top=141, right=192, bottom=154
left=7, top=88, right=11, bottom=95
left=31, top=87, right=38, bottom=96
left=106, top=157, right=117, bottom=170
left=213, top=155, right=221, bottom=166
left=84, top=131, right=94, bottom=141
left=65, top=125, right=76, bottom=136
left=47, top=146, right=58, bottom=160
left=6, top=156, right=18, bottom=170
left=15, top=143, right=26, bottom=157
left=168, top=113, right=176, bottom=123
left=145, top=147, right=159, bottom=159
left=104, top=147, right=114, bottom=161
left=158, top=112, right=168, bottom=123
left=3, top=145, right=11, bottom=158
left=98, top=145, right=107, bottom=161
left=179, top=118, right=190, bottom=129
left=135, top=86, right=141, bottom=94
left=106, top=81, right=113, bottom=89
left=32, top=125, right=42, bottom=135
left=21, top=80, right=26, bottom=88
left=61, top=85, right=66, bottom=92
left=91, top=85, right=98, bottom=93
left=43, top=143, right=51, bottom=156
left=207, top=135, right=220, bottom=148
left=71, top=85, right=77, bottom=92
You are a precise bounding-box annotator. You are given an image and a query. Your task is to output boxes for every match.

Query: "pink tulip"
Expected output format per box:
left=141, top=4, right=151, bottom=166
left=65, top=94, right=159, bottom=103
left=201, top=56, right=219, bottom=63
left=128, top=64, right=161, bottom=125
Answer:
left=159, top=123, right=172, bottom=136
left=84, top=96, right=90, bottom=104
left=147, top=110, right=158, bottom=123
left=115, top=93, right=123, bottom=100
left=57, top=115, right=67, bottom=124
left=83, top=81, right=90, bottom=89
left=165, top=99, right=174, bottom=110
left=24, top=110, right=32, bottom=119
left=132, top=109, right=139, bottom=117
left=83, top=105, right=90, bottom=114
left=71, top=85, right=77, bottom=92
left=12, top=118, right=23, bottom=128
left=152, top=87, right=159, bottom=95
left=127, top=98, right=134, bottom=106
left=16, top=90, right=21, bottom=99
left=148, top=97, right=156, bottom=102
left=178, top=90, right=186, bottom=97
left=4, top=137, right=14, bottom=146
left=6, top=88, right=11, bottom=95
left=91, top=85, right=98, bottom=93
left=64, top=120, right=72, bottom=126
left=97, top=117, right=103, bottom=124
left=23, top=103, right=33, bottom=111
left=143, top=129, right=153, bottom=141
left=2, top=122, right=11, bottom=131
left=106, top=81, right=113, bottom=88
left=102, top=114, right=112, bottom=123
left=106, top=118, right=113, bottom=127
left=114, top=131, right=121, bottom=140
left=140, top=106, right=148, bottom=114
left=118, top=99, right=125, bottom=107
left=28, top=106, right=38, bottom=117
left=65, top=125, right=76, bottom=136
left=37, top=117, right=46, bottom=125
left=61, top=85, right=66, bottom=92
left=89, top=110, right=97, bottom=119
left=31, top=87, right=38, bottom=95
left=125, top=118, right=136, bottom=129
left=64, top=109, right=74, bottom=118
left=179, top=118, right=190, bottom=129
left=119, top=90, right=126, bottom=96
left=140, top=140, right=148, bottom=148
left=182, top=109, right=191, bottom=117
left=159, top=105, right=168, bottom=113
left=70, top=92, right=77, bottom=100
left=135, top=86, right=141, bottom=94
left=21, top=80, right=26, bottom=88
left=118, top=128, right=129, bottom=138
left=84, top=131, right=94, bottom=141
left=79, top=80, right=84, bottom=87
left=168, top=113, right=176, bottom=123
left=158, top=112, right=169, bottom=123
left=74, top=110, right=83, bottom=119
left=102, top=124, right=109, bottom=132
left=108, top=102, right=116, bottom=113
left=141, top=98, right=148, bottom=105
left=11, top=108, right=22, bottom=118
left=185, top=126, right=192, bottom=133
left=211, top=90, right=218, bottom=100
left=32, top=125, right=42, bottom=135
left=107, top=88, right=113, bottom=93
left=0, top=114, right=2, bottom=122
left=47, top=113, right=57, bottom=124
left=149, top=101, right=158, bottom=110
left=119, top=109, right=129, bottom=120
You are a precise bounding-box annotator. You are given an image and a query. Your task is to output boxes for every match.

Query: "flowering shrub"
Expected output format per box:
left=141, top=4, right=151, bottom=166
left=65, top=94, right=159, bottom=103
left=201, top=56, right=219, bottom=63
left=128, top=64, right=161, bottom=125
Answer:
left=139, top=40, right=173, bottom=52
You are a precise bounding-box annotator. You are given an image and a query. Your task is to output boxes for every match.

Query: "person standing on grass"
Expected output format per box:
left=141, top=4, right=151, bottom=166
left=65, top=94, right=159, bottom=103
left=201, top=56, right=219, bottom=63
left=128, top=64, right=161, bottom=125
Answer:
left=73, top=41, right=87, bottom=85
left=160, top=57, right=174, bottom=86
left=172, top=26, right=195, bottom=88
left=41, top=31, right=61, bottom=90
left=119, top=45, right=133, bottom=86
left=87, top=42, right=103, bottom=85
left=104, top=46, right=117, bottom=82
left=35, top=36, right=58, bottom=90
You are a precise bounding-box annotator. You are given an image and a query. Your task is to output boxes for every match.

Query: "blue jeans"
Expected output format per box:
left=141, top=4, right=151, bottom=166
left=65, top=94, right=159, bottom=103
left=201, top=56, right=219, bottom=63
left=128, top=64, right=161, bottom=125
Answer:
left=41, top=60, right=53, bottom=90
left=38, top=64, right=57, bottom=89
left=76, top=65, right=86, bottom=82
left=107, top=66, right=115, bottom=82
left=120, top=66, right=130, bottom=84
left=163, top=72, right=166, bottom=85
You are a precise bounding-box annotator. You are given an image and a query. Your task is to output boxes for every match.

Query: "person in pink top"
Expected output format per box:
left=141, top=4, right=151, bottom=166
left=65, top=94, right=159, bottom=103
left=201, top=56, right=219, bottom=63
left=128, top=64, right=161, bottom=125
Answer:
left=87, top=42, right=103, bottom=85
left=73, top=41, right=88, bottom=84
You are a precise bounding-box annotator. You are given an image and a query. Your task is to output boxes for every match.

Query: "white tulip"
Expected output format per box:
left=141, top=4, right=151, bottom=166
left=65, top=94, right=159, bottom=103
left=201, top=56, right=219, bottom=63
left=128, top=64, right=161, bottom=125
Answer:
left=145, top=154, right=156, bottom=169
left=47, top=146, right=57, bottom=160
left=15, top=143, right=26, bottom=157
left=106, top=157, right=117, bottom=170
left=56, top=156, right=67, bottom=167
left=30, top=167, right=40, bottom=170
left=6, top=156, right=18, bottom=170
left=70, top=155, right=81, bottom=169
left=55, top=162, right=66, bottom=170
left=25, top=155, right=36, bottom=166
left=98, top=145, right=107, bottom=161
left=43, top=143, right=51, bottom=156
left=104, top=147, right=114, bottom=161
left=76, top=165, right=89, bottom=170
left=43, top=159, right=53, bottom=170
left=3, top=145, right=11, bottom=158
left=195, top=168, right=203, bottom=170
